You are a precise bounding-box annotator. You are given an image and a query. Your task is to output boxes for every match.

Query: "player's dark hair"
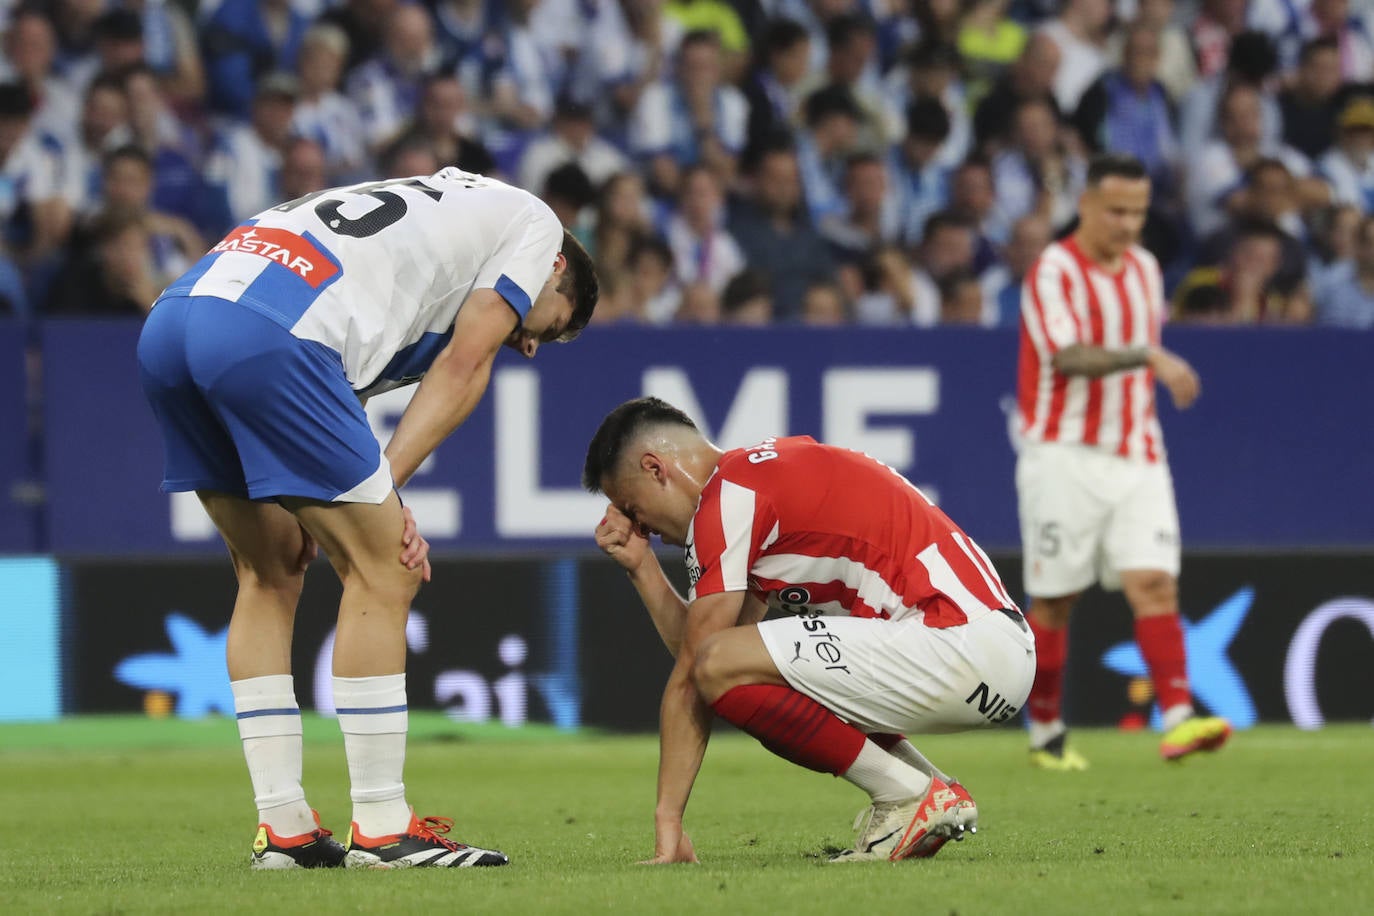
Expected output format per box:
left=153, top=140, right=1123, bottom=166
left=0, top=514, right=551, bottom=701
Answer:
left=583, top=397, right=699, bottom=492
left=1085, top=153, right=1148, bottom=187
left=556, top=229, right=598, bottom=340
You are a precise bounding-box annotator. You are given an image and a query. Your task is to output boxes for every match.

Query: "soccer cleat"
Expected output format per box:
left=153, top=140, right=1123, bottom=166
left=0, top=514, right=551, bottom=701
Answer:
left=250, top=810, right=347, bottom=870
left=344, top=810, right=509, bottom=868
left=906, top=780, right=978, bottom=859
left=1160, top=715, right=1233, bottom=761
left=830, top=777, right=967, bottom=863
left=1029, top=732, right=1090, bottom=771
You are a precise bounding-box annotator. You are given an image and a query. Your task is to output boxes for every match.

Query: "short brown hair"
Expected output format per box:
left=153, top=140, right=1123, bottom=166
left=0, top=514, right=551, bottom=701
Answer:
left=556, top=229, right=599, bottom=340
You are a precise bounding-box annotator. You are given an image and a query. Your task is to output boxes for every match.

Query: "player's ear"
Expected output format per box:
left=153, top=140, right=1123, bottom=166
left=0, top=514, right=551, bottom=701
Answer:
left=551, top=250, right=568, bottom=277
left=641, top=452, right=666, bottom=482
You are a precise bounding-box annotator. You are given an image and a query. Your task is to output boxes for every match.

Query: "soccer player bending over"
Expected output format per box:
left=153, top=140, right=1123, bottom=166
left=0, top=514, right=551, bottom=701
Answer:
left=137, top=169, right=598, bottom=869
left=585, top=398, right=1034, bottom=863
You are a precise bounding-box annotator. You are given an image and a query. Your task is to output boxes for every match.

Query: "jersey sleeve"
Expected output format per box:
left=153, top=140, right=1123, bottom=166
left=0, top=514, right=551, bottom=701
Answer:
left=1021, top=254, right=1081, bottom=355
left=687, top=471, right=779, bottom=602
left=472, top=196, right=563, bottom=321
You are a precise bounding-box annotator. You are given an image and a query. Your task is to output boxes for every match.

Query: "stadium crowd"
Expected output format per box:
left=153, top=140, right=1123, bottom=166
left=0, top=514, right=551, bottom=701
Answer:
left=0, top=0, right=1372, bottom=329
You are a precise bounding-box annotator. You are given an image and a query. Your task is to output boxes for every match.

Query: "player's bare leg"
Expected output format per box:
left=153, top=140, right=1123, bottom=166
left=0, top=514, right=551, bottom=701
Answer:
left=692, top=627, right=968, bottom=861
left=1025, top=593, right=1088, bottom=770
left=1120, top=569, right=1232, bottom=760
left=284, top=493, right=508, bottom=867
left=198, top=490, right=344, bottom=868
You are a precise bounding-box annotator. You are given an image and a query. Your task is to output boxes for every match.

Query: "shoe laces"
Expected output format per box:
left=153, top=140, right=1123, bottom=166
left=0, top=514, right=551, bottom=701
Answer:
left=410, top=815, right=463, bottom=852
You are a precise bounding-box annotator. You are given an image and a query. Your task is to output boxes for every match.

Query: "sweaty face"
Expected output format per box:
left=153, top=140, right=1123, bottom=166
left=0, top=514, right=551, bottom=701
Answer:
left=601, top=466, right=692, bottom=547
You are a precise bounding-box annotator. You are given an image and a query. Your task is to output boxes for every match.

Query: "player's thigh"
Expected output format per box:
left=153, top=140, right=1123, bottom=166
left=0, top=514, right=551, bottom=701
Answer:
left=692, top=626, right=787, bottom=701
left=283, top=491, right=417, bottom=592
left=198, top=490, right=308, bottom=585
left=1016, top=444, right=1109, bottom=598
left=1101, top=461, right=1181, bottom=588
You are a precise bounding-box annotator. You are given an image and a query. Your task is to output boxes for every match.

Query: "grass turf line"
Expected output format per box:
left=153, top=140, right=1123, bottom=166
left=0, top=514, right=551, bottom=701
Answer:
left=0, top=721, right=1369, bottom=915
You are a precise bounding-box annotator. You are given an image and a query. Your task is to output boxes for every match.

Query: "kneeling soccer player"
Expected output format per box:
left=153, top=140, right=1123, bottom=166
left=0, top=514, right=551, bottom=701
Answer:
left=585, top=397, right=1034, bottom=863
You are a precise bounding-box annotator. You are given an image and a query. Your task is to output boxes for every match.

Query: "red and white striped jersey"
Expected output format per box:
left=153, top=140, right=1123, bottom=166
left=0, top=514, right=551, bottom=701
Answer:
left=684, top=436, right=1018, bottom=629
left=1018, top=237, right=1166, bottom=462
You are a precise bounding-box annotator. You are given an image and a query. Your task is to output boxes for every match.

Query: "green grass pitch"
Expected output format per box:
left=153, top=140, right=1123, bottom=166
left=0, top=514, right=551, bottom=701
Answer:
left=1, top=716, right=1370, bottom=915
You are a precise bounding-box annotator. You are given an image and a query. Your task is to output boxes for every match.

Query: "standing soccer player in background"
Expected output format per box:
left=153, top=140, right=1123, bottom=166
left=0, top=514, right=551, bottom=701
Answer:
left=137, top=169, right=598, bottom=867
left=1017, top=153, right=1231, bottom=769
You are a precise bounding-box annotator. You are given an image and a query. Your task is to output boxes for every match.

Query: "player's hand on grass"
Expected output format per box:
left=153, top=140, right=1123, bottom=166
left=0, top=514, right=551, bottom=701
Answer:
left=400, top=505, right=432, bottom=582
left=596, top=504, right=651, bottom=574
left=1148, top=347, right=1201, bottom=410
left=639, top=827, right=698, bottom=865
left=294, top=523, right=317, bottom=574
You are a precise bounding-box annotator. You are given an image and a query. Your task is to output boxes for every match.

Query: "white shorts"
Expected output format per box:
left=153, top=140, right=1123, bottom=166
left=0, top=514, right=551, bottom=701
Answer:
left=757, top=611, right=1035, bottom=736
left=1016, top=442, right=1180, bottom=597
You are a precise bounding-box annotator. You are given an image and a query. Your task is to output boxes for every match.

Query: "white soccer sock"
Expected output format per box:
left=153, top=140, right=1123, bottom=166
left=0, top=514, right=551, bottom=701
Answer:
left=883, top=738, right=953, bottom=785
left=843, top=740, right=932, bottom=803
left=334, top=674, right=412, bottom=837
left=1161, top=703, right=1195, bottom=731
left=232, top=675, right=316, bottom=837
left=1028, top=718, right=1066, bottom=750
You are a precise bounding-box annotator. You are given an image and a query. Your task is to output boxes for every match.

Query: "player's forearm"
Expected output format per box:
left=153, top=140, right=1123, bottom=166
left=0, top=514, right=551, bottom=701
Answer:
left=384, top=352, right=494, bottom=487
left=654, top=660, right=713, bottom=827
left=1051, top=343, right=1152, bottom=379
left=628, top=558, right=690, bottom=657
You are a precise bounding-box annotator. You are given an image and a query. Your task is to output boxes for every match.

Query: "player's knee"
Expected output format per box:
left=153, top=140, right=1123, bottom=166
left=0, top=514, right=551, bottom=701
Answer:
left=236, top=565, right=305, bottom=600
left=1125, top=572, right=1176, bottom=614
left=1029, top=594, right=1076, bottom=628
left=343, top=560, right=423, bottom=608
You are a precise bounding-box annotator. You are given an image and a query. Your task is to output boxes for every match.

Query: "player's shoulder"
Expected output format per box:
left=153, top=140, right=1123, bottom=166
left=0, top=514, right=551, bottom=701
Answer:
left=1026, top=240, right=1075, bottom=281
left=714, top=436, right=827, bottom=487
left=1125, top=243, right=1162, bottom=276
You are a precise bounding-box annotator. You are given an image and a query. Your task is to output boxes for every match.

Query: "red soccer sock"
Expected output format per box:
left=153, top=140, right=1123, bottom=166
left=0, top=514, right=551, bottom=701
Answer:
left=1135, top=614, right=1191, bottom=712
left=711, top=684, right=866, bottom=775
left=1026, top=616, right=1068, bottom=724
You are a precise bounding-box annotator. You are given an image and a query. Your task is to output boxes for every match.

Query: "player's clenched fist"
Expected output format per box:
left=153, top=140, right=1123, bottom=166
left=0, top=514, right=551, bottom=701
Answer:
left=595, top=504, right=651, bottom=573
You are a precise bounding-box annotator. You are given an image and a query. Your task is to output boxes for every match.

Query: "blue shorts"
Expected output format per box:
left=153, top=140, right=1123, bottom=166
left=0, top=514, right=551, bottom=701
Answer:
left=136, top=295, right=392, bottom=503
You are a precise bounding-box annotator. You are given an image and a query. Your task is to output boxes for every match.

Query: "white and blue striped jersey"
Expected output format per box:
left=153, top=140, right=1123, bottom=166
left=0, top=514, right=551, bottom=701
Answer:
left=161, top=168, right=563, bottom=397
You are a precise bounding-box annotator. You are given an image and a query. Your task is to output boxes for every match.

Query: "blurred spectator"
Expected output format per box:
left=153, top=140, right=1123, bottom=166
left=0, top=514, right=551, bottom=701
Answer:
left=44, top=207, right=159, bottom=315
left=973, top=32, right=1061, bottom=154
left=1319, top=96, right=1374, bottom=211
left=201, top=0, right=311, bottom=120
left=387, top=75, right=495, bottom=178
left=202, top=73, right=298, bottom=228
left=664, top=164, right=745, bottom=293
left=980, top=212, right=1053, bottom=326
left=742, top=18, right=812, bottom=153
left=3, top=8, right=81, bottom=143
left=630, top=29, right=749, bottom=195
left=1072, top=22, right=1179, bottom=189
left=1198, top=158, right=1313, bottom=306
left=347, top=4, right=444, bottom=152
left=820, top=152, right=901, bottom=262
left=431, top=0, right=496, bottom=99
left=892, top=96, right=952, bottom=245
left=539, top=161, right=597, bottom=242
left=592, top=171, right=655, bottom=284
left=720, top=267, right=774, bottom=324
left=0, top=82, right=73, bottom=267
left=1037, top=0, right=1111, bottom=115
left=854, top=243, right=935, bottom=326
left=1313, top=213, right=1374, bottom=327
left=525, top=0, right=593, bottom=98
left=93, top=144, right=202, bottom=280
left=63, top=75, right=131, bottom=216
left=626, top=231, right=682, bottom=323
left=912, top=0, right=963, bottom=46
left=121, top=64, right=204, bottom=230
left=991, top=97, right=1086, bottom=240
left=518, top=101, right=629, bottom=195
left=52, top=0, right=107, bottom=82
left=279, top=137, right=330, bottom=204
left=957, top=0, right=1027, bottom=107
left=1104, top=0, right=1195, bottom=101
left=938, top=270, right=986, bottom=325
left=663, top=0, right=750, bottom=82
left=1173, top=220, right=1311, bottom=322
left=727, top=141, right=836, bottom=319
left=675, top=279, right=721, bottom=323
left=883, top=40, right=970, bottom=169
left=795, top=83, right=863, bottom=224
left=575, top=0, right=680, bottom=141
left=1187, top=84, right=1320, bottom=238
left=126, top=0, right=206, bottom=106
left=1307, top=202, right=1362, bottom=291
left=1180, top=30, right=1281, bottom=162
left=318, top=0, right=399, bottom=71
left=947, top=157, right=1001, bottom=269
left=291, top=23, right=370, bottom=183
left=380, top=136, right=440, bottom=178
left=808, top=14, right=897, bottom=148
left=1192, top=0, right=1249, bottom=80
left=483, top=0, right=558, bottom=168
left=799, top=278, right=849, bottom=325
left=1278, top=38, right=1343, bottom=161
left=1261, top=0, right=1374, bottom=81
